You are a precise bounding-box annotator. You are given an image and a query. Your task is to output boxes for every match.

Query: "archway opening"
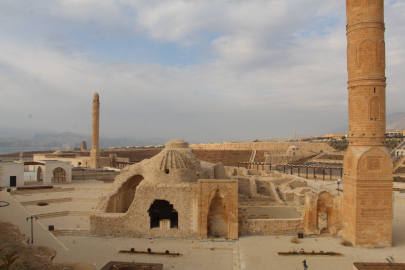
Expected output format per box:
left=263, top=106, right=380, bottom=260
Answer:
left=316, top=192, right=333, bottom=234
left=207, top=189, right=228, bottom=238
left=37, top=167, right=43, bottom=184
left=52, top=167, right=66, bottom=183
left=106, top=174, right=144, bottom=213
left=258, top=187, right=266, bottom=195
left=148, top=200, right=177, bottom=229
left=170, top=210, right=178, bottom=229
left=318, top=212, right=328, bottom=231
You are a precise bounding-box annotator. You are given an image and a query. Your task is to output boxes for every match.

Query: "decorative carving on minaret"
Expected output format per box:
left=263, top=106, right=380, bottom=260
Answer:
left=342, top=0, right=393, bottom=247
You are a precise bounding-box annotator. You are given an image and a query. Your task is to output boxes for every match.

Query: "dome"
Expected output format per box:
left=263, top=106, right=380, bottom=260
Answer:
left=53, top=150, right=63, bottom=155
left=165, top=139, right=189, bottom=149
left=159, top=150, right=194, bottom=170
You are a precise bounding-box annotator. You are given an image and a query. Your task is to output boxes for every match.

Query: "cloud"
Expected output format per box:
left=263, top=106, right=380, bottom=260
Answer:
left=0, top=0, right=404, bottom=143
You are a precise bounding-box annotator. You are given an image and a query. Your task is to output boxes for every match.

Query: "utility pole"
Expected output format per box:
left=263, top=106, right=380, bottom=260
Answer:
left=26, top=215, right=38, bottom=244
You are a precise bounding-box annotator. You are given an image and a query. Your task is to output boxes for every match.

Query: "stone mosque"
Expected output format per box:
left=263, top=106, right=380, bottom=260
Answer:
left=89, top=0, right=392, bottom=247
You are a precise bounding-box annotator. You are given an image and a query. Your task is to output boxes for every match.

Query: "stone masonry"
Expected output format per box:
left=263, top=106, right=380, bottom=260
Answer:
left=342, top=0, right=393, bottom=247
left=89, top=92, right=100, bottom=169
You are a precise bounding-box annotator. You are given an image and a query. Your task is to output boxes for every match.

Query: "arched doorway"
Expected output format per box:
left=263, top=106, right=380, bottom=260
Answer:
left=148, top=200, right=178, bottom=229
left=37, top=167, right=43, bottom=184
left=316, top=192, right=334, bottom=233
left=106, top=175, right=144, bottom=213
left=52, top=167, right=66, bottom=183
left=207, top=190, right=228, bottom=238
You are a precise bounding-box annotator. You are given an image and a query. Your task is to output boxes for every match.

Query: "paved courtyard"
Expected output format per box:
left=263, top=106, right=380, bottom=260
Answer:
left=1, top=180, right=405, bottom=270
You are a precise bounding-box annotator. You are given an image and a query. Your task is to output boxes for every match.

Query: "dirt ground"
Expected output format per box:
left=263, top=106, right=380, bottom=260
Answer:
left=1, top=179, right=405, bottom=270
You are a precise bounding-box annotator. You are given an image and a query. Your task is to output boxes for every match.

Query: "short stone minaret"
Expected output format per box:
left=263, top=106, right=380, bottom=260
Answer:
left=90, top=93, right=100, bottom=169
left=342, top=0, right=393, bottom=247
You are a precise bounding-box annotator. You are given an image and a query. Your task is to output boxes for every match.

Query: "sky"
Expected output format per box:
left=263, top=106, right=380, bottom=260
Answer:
left=1, top=0, right=404, bottom=144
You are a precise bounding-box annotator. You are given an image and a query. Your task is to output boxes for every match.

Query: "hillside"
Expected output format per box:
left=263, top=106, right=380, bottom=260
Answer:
left=387, top=112, right=405, bottom=130
left=0, top=131, right=166, bottom=154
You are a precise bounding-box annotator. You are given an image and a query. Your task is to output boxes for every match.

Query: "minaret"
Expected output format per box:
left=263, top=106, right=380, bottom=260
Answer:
left=90, top=93, right=100, bottom=169
left=343, top=0, right=393, bottom=246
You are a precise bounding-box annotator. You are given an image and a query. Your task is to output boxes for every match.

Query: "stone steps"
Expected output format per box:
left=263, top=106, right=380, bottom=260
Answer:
left=304, top=152, right=325, bottom=164
left=393, top=156, right=405, bottom=172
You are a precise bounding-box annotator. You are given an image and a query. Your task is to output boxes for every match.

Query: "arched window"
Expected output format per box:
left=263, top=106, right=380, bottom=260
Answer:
left=370, top=97, right=381, bottom=120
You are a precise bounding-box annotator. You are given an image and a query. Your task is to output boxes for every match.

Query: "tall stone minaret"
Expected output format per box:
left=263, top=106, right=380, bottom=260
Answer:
left=90, top=93, right=100, bottom=169
left=342, top=0, right=393, bottom=247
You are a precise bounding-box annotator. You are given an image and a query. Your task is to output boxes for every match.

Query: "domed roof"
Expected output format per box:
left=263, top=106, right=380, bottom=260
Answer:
left=165, top=139, right=189, bottom=149
left=159, top=150, right=194, bottom=170
left=53, top=150, right=63, bottom=155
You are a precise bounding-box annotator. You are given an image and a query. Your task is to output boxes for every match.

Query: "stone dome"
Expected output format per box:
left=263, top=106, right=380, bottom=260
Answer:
left=165, top=139, right=189, bottom=149
left=159, top=150, right=194, bottom=171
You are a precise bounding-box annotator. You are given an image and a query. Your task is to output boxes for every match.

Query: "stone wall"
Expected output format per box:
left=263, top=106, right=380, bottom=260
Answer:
left=190, top=142, right=335, bottom=152
left=72, top=170, right=119, bottom=181
left=239, top=217, right=304, bottom=236
left=193, top=150, right=251, bottom=167
left=265, top=155, right=303, bottom=165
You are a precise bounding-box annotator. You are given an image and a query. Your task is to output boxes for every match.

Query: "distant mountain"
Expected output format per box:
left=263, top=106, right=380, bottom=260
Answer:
left=328, top=112, right=405, bottom=134
left=0, top=130, right=167, bottom=152
left=387, top=112, right=405, bottom=131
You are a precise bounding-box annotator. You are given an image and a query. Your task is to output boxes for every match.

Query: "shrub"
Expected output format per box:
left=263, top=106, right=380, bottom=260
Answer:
left=37, top=202, right=49, bottom=206
left=290, top=236, right=300, bottom=244
left=340, top=240, right=353, bottom=247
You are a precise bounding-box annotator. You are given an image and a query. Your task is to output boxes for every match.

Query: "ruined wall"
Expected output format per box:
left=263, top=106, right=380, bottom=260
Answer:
left=239, top=218, right=304, bottom=236
left=236, top=177, right=251, bottom=197
left=91, top=183, right=199, bottom=239
left=304, top=191, right=343, bottom=235
left=190, top=142, right=335, bottom=152
left=72, top=170, right=119, bottom=181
